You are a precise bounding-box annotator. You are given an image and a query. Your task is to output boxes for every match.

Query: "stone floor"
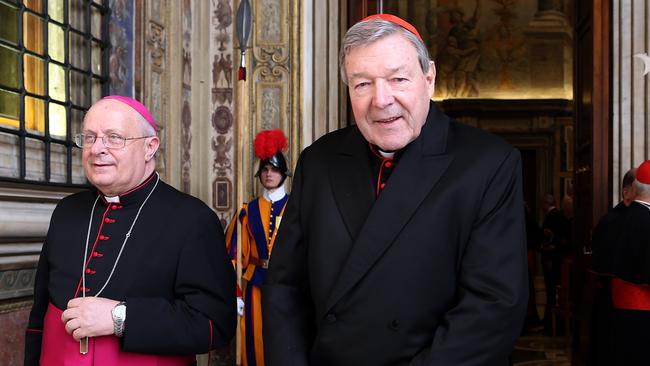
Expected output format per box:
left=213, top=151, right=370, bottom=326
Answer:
left=511, top=274, right=572, bottom=366
left=512, top=330, right=571, bottom=366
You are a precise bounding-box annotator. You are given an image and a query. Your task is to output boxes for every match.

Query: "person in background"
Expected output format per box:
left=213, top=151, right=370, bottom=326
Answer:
left=24, top=96, right=236, bottom=366
left=608, top=161, right=650, bottom=366
left=590, top=168, right=636, bottom=366
left=524, top=201, right=543, bottom=331
left=225, top=129, right=291, bottom=366
left=539, top=194, right=569, bottom=335
left=263, top=14, right=527, bottom=366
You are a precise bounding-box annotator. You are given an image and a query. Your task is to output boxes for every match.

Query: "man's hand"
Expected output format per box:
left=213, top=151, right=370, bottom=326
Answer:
left=61, top=297, right=120, bottom=341
left=237, top=297, right=245, bottom=316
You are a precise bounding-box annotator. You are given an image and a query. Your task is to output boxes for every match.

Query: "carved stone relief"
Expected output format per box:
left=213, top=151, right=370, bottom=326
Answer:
left=257, top=86, right=282, bottom=130
left=142, top=1, right=169, bottom=179
left=244, top=0, right=293, bottom=199
left=0, top=269, right=36, bottom=300
left=181, top=0, right=193, bottom=193
left=210, top=0, right=235, bottom=226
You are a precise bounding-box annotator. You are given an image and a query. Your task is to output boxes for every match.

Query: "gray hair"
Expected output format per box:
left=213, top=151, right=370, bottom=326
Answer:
left=339, top=18, right=432, bottom=85
left=634, top=179, right=650, bottom=198
left=134, top=113, right=157, bottom=137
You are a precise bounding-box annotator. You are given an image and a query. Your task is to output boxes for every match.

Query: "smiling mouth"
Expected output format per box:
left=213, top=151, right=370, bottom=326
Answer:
left=375, top=116, right=400, bottom=123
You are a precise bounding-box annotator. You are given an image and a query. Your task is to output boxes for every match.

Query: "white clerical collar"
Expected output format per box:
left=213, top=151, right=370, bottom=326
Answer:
left=104, top=196, right=120, bottom=203
left=263, top=185, right=286, bottom=202
left=635, top=199, right=650, bottom=207
left=378, top=149, right=395, bottom=159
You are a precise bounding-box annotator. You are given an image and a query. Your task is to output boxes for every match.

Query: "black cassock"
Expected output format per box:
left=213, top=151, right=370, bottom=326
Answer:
left=609, top=201, right=650, bottom=366
left=589, top=201, right=628, bottom=366
left=24, top=173, right=236, bottom=365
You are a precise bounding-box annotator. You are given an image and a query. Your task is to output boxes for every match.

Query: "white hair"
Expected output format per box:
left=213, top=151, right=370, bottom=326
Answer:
left=633, top=180, right=650, bottom=199
left=136, top=114, right=157, bottom=136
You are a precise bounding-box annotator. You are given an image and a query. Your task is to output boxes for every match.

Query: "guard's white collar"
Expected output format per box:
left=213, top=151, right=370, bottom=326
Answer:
left=263, top=185, right=286, bottom=202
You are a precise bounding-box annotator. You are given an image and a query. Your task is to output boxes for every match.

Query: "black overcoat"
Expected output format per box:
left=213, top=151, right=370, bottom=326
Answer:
left=263, top=102, right=528, bottom=366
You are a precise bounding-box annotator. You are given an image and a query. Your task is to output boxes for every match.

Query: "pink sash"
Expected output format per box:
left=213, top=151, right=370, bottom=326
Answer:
left=41, top=302, right=195, bottom=366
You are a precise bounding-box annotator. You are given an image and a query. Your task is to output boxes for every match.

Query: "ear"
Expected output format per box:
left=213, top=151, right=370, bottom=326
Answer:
left=144, top=136, right=160, bottom=161
left=426, top=61, right=436, bottom=98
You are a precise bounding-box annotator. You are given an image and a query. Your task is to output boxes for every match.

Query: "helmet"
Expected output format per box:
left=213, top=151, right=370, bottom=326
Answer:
left=254, top=129, right=291, bottom=185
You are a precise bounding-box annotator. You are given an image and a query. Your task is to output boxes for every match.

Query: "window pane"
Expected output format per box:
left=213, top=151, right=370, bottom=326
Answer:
left=50, top=142, right=66, bottom=182
left=91, top=77, right=101, bottom=103
left=0, top=45, right=19, bottom=89
left=49, top=102, right=66, bottom=137
left=25, top=137, right=45, bottom=181
left=48, top=22, right=65, bottom=63
left=0, top=89, right=20, bottom=129
left=48, top=62, right=66, bottom=102
left=23, top=0, right=43, bottom=13
left=23, top=54, right=45, bottom=95
left=68, top=0, right=85, bottom=32
left=48, top=0, right=63, bottom=23
left=91, top=5, right=101, bottom=39
left=71, top=146, right=85, bottom=184
left=70, top=108, right=84, bottom=135
left=69, top=71, right=89, bottom=107
left=23, top=12, right=44, bottom=55
left=69, top=31, right=88, bottom=70
left=0, top=3, right=19, bottom=44
left=91, top=40, right=102, bottom=75
left=0, top=132, right=19, bottom=178
left=24, top=96, right=44, bottom=133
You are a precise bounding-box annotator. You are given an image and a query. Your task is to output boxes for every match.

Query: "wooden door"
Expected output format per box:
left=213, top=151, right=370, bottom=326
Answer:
left=572, top=0, right=611, bottom=364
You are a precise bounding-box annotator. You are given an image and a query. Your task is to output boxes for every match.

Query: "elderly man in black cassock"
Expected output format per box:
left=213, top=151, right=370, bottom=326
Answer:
left=590, top=167, right=636, bottom=366
left=24, top=96, right=236, bottom=366
left=608, top=160, right=650, bottom=366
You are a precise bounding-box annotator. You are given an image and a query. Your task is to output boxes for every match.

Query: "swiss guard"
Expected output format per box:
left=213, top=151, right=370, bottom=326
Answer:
left=225, top=129, right=291, bottom=366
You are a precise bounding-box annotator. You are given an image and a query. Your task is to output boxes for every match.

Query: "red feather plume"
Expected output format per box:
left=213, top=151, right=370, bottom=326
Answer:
left=254, top=129, right=288, bottom=160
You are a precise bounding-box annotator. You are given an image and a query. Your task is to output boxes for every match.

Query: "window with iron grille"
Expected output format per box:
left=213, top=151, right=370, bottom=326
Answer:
left=0, top=0, right=108, bottom=186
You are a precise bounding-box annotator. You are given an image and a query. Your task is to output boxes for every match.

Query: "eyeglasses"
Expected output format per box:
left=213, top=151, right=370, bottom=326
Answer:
left=73, top=133, right=154, bottom=149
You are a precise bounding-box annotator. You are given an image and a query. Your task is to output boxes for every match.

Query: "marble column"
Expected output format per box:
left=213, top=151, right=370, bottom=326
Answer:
left=612, top=0, right=650, bottom=201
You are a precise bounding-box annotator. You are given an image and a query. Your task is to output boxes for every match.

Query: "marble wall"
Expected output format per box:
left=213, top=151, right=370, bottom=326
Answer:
left=0, top=307, right=30, bottom=366
left=612, top=0, right=650, bottom=200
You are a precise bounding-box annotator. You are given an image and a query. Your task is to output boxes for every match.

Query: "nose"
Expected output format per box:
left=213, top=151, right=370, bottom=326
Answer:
left=89, top=136, right=107, bottom=155
left=372, top=79, right=394, bottom=109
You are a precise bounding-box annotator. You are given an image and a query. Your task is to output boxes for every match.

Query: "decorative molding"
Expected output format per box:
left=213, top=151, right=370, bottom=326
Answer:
left=242, top=0, right=294, bottom=199
left=258, top=0, right=283, bottom=44
left=142, top=0, right=169, bottom=180
left=181, top=0, right=193, bottom=193
left=210, top=0, right=235, bottom=225
left=147, top=21, right=167, bottom=73
left=0, top=201, right=56, bottom=238
left=0, top=269, right=36, bottom=300
left=0, top=299, right=32, bottom=314
left=0, top=186, right=72, bottom=203
left=108, top=0, right=135, bottom=96
left=257, top=85, right=284, bottom=131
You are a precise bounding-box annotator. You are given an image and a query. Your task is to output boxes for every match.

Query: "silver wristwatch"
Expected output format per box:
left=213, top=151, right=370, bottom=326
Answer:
left=111, top=301, right=127, bottom=337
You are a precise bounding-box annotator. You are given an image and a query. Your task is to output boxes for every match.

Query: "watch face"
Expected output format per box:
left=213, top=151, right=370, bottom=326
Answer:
left=112, top=304, right=126, bottom=320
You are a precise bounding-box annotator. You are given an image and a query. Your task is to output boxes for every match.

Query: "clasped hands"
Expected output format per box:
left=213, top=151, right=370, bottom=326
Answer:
left=61, top=297, right=119, bottom=341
